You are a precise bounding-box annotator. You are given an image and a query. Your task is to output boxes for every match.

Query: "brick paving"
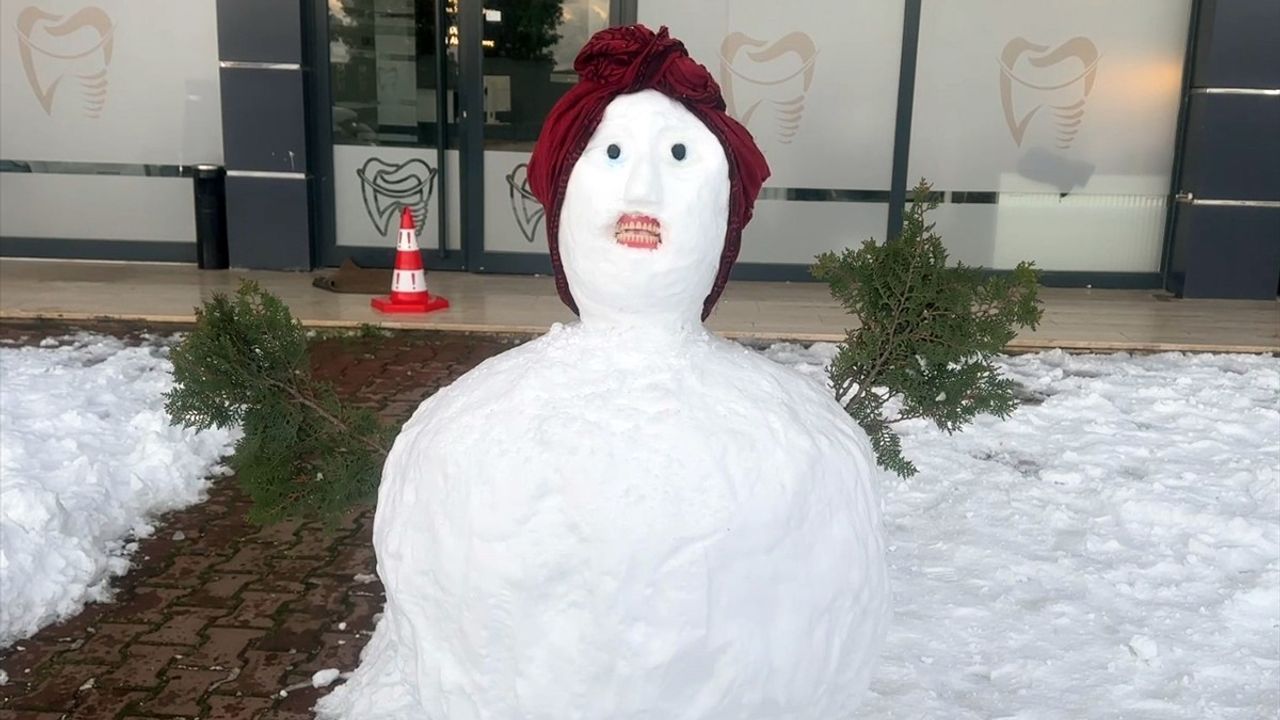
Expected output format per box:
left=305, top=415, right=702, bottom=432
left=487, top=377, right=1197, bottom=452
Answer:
left=0, top=321, right=519, bottom=719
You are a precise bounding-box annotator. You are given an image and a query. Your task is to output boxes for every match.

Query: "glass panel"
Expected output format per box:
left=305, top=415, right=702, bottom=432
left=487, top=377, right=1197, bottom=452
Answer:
left=638, top=0, right=904, bottom=190
left=334, top=145, right=462, bottom=249
left=0, top=0, right=216, bottom=252
left=0, top=0, right=222, bottom=166
left=483, top=149, right=545, bottom=253
left=480, top=0, right=610, bottom=252
left=740, top=201, right=889, bottom=265
left=908, top=0, right=1191, bottom=270
left=634, top=0, right=905, bottom=265
left=329, top=0, right=461, bottom=251
left=480, top=0, right=609, bottom=152
left=0, top=174, right=195, bottom=241
left=926, top=194, right=1167, bottom=272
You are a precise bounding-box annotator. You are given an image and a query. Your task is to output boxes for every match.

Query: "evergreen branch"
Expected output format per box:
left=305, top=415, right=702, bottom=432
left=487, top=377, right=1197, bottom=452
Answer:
left=812, top=179, right=1044, bottom=476
left=164, top=280, right=396, bottom=523
left=262, top=374, right=391, bottom=456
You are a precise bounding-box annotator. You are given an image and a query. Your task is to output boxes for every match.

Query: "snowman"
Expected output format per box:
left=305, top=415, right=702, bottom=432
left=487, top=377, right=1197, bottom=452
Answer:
left=317, top=25, right=888, bottom=720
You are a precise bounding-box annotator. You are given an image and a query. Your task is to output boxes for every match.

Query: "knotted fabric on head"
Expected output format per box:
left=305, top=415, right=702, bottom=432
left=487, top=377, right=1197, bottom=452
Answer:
left=526, top=24, right=771, bottom=321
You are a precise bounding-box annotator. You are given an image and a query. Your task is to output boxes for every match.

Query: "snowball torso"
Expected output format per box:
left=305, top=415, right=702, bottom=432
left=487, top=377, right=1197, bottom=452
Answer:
left=322, top=324, right=888, bottom=719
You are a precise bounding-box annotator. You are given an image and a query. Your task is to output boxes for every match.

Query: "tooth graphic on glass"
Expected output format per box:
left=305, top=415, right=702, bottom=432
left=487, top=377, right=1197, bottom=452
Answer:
left=357, top=157, right=437, bottom=236
left=999, top=37, right=1099, bottom=150
left=719, top=32, right=817, bottom=145
left=15, top=6, right=114, bottom=118
left=505, top=163, right=544, bottom=243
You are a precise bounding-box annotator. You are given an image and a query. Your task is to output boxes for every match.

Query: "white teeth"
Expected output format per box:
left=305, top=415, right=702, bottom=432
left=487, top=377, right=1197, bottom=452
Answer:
left=616, top=217, right=661, bottom=234
left=615, top=216, right=662, bottom=248
left=615, top=231, right=661, bottom=249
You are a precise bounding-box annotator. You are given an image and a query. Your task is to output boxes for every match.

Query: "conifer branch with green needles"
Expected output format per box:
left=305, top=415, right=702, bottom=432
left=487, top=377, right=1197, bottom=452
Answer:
left=812, top=179, right=1044, bottom=477
left=164, top=281, right=395, bottom=524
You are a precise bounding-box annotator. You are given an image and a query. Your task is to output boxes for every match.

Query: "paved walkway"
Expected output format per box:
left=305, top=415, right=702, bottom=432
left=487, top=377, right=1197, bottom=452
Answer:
left=0, top=322, right=515, bottom=719
left=4, top=258, right=1278, bottom=352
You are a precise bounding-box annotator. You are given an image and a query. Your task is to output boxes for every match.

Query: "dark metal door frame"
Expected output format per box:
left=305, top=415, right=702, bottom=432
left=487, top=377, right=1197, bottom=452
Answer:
left=457, top=0, right=486, bottom=274
left=304, top=0, right=336, bottom=270
left=1159, top=0, right=1205, bottom=289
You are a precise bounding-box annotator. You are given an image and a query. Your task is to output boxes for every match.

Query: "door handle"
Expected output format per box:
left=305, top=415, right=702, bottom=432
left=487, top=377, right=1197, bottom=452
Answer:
left=1173, top=192, right=1280, bottom=208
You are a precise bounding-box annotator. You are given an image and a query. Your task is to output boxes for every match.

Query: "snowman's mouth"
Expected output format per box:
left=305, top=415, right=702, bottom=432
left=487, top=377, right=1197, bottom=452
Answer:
left=615, top=213, right=662, bottom=250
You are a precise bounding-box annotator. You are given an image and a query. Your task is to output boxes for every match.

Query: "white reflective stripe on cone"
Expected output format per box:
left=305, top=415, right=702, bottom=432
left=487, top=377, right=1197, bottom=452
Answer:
left=397, top=230, right=420, bottom=251
left=391, top=269, right=428, bottom=293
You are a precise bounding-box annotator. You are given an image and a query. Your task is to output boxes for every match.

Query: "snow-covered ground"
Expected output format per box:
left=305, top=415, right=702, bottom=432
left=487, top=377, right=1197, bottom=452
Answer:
left=1, top=329, right=1275, bottom=717
left=0, top=334, right=236, bottom=650
left=763, top=344, right=1280, bottom=720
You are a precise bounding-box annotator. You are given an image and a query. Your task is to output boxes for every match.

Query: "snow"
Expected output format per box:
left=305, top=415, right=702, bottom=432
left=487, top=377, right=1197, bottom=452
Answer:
left=0, top=334, right=237, bottom=649
left=319, top=325, right=888, bottom=720
left=760, top=343, right=1280, bottom=719
left=321, top=341, right=1277, bottom=719
left=313, top=668, right=342, bottom=688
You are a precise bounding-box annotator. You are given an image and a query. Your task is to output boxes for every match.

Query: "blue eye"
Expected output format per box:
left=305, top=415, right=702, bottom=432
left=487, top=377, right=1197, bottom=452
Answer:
left=606, top=143, right=621, bottom=160
left=671, top=143, right=687, bottom=161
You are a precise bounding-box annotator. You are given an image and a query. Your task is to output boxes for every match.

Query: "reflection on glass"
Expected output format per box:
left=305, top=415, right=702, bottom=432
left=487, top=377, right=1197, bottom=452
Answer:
left=551, top=0, right=610, bottom=71
left=478, top=0, right=608, bottom=253
left=329, top=0, right=457, bottom=148
left=329, top=0, right=607, bottom=150
left=482, top=0, right=609, bottom=150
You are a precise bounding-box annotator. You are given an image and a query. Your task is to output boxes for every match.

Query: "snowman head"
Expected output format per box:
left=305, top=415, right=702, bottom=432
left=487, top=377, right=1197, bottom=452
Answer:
left=558, top=90, right=728, bottom=326
left=528, top=25, right=770, bottom=326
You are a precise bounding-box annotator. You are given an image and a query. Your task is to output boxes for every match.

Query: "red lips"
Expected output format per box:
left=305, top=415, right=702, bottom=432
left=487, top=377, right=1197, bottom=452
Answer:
left=615, top=213, right=661, bottom=250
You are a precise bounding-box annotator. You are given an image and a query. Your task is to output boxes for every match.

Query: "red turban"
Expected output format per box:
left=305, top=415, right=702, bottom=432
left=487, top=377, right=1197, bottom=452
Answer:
left=527, top=24, right=771, bottom=321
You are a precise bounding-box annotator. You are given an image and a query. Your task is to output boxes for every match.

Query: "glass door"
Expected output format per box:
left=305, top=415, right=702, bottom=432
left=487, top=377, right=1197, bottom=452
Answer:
left=471, top=0, right=613, bottom=273
left=323, top=0, right=619, bottom=271
left=324, top=0, right=464, bottom=269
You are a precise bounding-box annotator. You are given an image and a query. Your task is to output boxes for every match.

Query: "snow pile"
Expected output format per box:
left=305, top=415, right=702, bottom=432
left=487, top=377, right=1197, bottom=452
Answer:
left=0, top=334, right=237, bottom=648
left=763, top=344, right=1280, bottom=719
left=312, top=668, right=343, bottom=688
left=319, top=325, right=887, bottom=719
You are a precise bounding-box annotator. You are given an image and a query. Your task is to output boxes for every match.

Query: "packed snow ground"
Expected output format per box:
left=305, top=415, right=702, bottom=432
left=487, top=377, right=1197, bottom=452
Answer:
left=0, top=330, right=1274, bottom=716
left=762, top=344, right=1280, bottom=720
left=0, top=334, right=236, bottom=649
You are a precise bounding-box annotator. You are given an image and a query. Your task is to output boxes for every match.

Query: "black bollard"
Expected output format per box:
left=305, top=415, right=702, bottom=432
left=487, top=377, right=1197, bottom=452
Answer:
left=192, top=164, right=229, bottom=269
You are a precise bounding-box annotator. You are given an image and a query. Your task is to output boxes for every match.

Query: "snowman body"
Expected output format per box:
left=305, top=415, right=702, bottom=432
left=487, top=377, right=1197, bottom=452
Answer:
left=316, top=87, right=888, bottom=719
left=319, top=324, right=888, bottom=719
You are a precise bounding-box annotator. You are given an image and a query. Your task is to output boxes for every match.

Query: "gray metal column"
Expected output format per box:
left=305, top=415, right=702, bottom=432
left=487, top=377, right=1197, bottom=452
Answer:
left=216, top=0, right=314, bottom=269
left=1167, top=0, right=1280, bottom=299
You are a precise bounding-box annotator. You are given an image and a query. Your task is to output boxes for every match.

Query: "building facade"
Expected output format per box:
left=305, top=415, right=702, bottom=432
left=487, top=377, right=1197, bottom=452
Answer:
left=1, top=0, right=1276, bottom=298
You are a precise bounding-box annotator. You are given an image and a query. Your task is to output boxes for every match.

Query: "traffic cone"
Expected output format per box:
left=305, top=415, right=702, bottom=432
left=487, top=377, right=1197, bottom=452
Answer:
left=371, top=207, right=450, bottom=314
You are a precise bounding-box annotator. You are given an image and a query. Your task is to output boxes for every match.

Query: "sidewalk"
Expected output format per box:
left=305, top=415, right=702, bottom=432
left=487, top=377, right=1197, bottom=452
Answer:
left=0, top=322, right=516, bottom=719
left=2, top=258, right=1277, bottom=352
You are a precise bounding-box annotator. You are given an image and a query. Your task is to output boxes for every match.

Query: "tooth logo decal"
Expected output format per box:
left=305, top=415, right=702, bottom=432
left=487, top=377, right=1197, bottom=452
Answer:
left=998, top=37, right=1100, bottom=150
left=356, top=157, right=436, bottom=236
left=15, top=5, right=114, bottom=118
left=505, top=163, right=543, bottom=244
left=719, top=32, right=817, bottom=145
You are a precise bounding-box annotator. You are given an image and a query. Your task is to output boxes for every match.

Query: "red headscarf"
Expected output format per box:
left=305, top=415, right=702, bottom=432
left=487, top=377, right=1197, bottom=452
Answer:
left=527, top=24, right=771, bottom=321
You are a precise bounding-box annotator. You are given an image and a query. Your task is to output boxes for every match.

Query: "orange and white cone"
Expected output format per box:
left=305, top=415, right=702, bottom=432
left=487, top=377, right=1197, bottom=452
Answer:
left=371, top=207, right=450, bottom=314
